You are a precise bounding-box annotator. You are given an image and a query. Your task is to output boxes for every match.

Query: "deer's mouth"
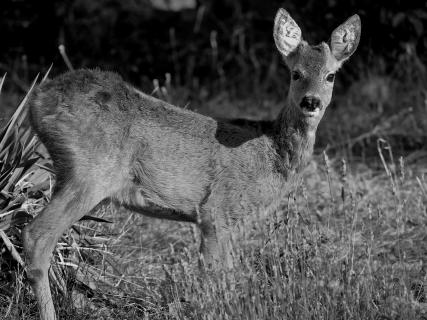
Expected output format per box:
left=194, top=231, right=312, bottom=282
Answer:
left=299, top=96, right=322, bottom=118
left=301, top=107, right=321, bottom=117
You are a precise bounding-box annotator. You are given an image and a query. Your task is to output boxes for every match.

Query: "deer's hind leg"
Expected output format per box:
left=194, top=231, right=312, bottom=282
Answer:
left=23, top=180, right=108, bottom=320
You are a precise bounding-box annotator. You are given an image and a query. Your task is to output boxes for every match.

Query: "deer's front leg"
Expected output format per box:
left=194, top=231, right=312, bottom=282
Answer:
left=198, top=207, right=235, bottom=270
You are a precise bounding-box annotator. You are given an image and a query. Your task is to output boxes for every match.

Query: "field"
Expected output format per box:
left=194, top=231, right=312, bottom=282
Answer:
left=0, top=63, right=427, bottom=320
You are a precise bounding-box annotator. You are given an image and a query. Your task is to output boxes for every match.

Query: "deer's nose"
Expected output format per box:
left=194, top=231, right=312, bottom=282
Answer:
left=300, top=96, right=321, bottom=111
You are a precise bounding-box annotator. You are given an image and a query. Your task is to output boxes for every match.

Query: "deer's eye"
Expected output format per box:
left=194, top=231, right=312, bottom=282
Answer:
left=326, top=73, right=335, bottom=82
left=292, top=71, right=302, bottom=81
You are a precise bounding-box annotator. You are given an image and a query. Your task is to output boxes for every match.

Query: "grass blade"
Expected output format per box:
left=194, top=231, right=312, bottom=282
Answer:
left=41, top=64, right=53, bottom=84
left=0, top=73, right=6, bottom=94
left=0, top=74, right=39, bottom=152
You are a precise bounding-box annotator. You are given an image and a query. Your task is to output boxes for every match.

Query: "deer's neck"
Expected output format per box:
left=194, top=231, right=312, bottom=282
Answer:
left=273, top=100, right=317, bottom=178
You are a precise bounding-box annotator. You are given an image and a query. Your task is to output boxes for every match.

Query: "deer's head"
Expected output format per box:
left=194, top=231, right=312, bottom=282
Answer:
left=273, top=9, right=361, bottom=128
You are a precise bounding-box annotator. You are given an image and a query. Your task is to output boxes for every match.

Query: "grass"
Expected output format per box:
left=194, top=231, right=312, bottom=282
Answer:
left=1, top=70, right=427, bottom=319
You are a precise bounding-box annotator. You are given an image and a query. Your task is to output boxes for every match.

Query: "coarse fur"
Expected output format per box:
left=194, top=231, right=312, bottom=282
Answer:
left=23, top=9, right=361, bottom=320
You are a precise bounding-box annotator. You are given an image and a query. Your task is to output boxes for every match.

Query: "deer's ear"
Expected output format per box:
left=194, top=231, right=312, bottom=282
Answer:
left=273, top=9, right=302, bottom=57
left=330, top=14, right=361, bottom=62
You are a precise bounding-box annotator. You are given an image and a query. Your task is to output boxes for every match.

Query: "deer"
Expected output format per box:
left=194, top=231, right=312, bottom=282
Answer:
left=22, top=9, right=361, bottom=320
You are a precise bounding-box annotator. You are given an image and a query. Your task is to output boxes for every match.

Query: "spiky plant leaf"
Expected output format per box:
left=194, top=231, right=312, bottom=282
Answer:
left=0, top=75, right=50, bottom=271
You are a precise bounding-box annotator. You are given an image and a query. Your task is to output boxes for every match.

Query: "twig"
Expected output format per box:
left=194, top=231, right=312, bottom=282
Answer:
left=58, top=44, right=74, bottom=71
left=0, top=230, right=25, bottom=267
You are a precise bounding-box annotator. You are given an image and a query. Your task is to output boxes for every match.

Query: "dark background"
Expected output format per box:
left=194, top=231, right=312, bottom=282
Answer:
left=1, top=0, right=427, bottom=155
